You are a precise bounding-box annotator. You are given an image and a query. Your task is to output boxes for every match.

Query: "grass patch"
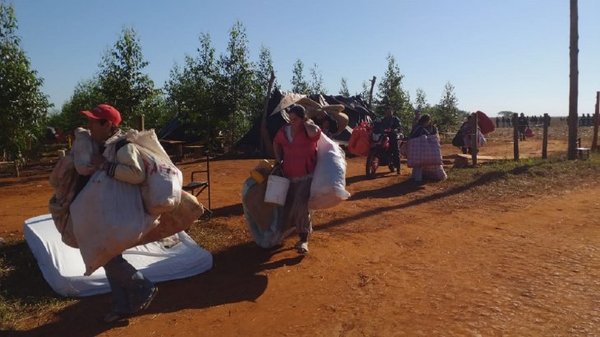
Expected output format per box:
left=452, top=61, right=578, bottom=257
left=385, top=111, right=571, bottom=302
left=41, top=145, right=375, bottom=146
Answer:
left=0, top=239, right=74, bottom=330
left=442, top=154, right=600, bottom=203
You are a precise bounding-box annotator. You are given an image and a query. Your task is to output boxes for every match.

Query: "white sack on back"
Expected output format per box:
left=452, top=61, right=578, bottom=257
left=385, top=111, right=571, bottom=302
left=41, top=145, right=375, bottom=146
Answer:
left=126, top=129, right=183, bottom=215
left=308, top=133, right=350, bottom=210
left=70, top=170, right=159, bottom=276
left=72, top=128, right=97, bottom=176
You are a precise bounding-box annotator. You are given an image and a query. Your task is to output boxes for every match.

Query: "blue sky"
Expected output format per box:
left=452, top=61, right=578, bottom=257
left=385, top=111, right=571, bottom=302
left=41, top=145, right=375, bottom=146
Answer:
left=10, top=0, right=600, bottom=116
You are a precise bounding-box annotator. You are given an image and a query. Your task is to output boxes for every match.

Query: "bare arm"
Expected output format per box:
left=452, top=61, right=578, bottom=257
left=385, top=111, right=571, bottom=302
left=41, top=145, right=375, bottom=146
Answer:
left=304, top=119, right=321, bottom=138
left=273, top=139, right=283, bottom=165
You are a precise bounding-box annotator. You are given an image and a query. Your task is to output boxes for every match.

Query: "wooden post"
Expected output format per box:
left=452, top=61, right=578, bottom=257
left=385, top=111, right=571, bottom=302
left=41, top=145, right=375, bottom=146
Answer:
left=138, top=114, right=145, bottom=131
left=513, top=113, right=520, bottom=161
left=542, top=113, right=549, bottom=159
left=592, top=91, right=600, bottom=151
left=368, top=76, right=376, bottom=109
left=260, top=70, right=276, bottom=157
left=471, top=112, right=479, bottom=166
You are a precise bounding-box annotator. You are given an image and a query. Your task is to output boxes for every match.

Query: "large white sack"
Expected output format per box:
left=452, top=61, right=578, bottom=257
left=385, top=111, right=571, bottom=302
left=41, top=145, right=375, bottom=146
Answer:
left=308, top=133, right=350, bottom=210
left=125, top=129, right=183, bottom=215
left=70, top=170, right=159, bottom=276
left=72, top=128, right=97, bottom=176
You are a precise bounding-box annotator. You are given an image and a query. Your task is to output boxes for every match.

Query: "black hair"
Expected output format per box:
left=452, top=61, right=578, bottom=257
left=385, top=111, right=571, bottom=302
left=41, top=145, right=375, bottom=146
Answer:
left=288, top=104, right=306, bottom=119
left=418, top=114, right=431, bottom=125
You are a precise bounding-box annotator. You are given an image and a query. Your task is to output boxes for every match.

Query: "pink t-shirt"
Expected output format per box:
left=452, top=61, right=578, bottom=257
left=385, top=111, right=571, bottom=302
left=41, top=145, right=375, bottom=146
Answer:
left=274, top=125, right=320, bottom=178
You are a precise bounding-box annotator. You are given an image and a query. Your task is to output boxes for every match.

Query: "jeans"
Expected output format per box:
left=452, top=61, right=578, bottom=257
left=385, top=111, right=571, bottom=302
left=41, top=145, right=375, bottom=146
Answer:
left=104, top=254, right=155, bottom=314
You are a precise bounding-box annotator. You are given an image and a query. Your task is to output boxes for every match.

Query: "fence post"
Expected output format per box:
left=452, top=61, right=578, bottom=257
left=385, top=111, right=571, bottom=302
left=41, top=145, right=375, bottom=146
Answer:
left=592, top=91, right=599, bottom=151
left=471, top=112, right=479, bottom=166
left=542, top=113, right=549, bottom=159
left=513, top=113, right=519, bottom=161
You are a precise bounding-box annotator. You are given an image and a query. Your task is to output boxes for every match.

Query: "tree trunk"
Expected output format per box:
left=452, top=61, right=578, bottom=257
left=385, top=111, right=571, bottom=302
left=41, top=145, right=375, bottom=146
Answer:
left=368, top=76, right=376, bottom=109
left=567, top=0, right=579, bottom=160
left=260, top=71, right=276, bottom=157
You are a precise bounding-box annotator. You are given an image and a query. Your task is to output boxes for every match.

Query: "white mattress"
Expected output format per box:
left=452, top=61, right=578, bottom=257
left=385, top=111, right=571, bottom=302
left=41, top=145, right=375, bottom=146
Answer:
left=24, top=214, right=213, bottom=297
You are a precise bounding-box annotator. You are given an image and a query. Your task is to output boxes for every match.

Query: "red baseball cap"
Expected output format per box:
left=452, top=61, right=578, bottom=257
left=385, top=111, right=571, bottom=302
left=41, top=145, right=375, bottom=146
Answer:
left=80, top=104, right=122, bottom=126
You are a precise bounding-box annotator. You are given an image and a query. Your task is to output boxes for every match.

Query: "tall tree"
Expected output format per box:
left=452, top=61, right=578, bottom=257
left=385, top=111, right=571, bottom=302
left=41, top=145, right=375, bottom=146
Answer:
left=414, top=88, right=429, bottom=112
left=308, top=63, right=325, bottom=95
left=252, top=45, right=276, bottom=120
left=0, top=1, right=51, bottom=159
left=433, top=82, right=461, bottom=133
left=291, top=59, right=309, bottom=94
left=375, top=54, right=411, bottom=131
left=98, top=27, right=158, bottom=127
left=567, top=0, right=578, bottom=159
left=216, top=21, right=255, bottom=145
left=164, top=32, right=217, bottom=141
left=339, top=78, right=350, bottom=96
left=54, top=78, right=105, bottom=132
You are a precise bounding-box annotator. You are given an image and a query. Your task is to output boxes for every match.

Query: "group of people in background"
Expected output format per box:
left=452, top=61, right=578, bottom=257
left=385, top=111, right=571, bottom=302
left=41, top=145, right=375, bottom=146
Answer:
left=494, top=114, right=550, bottom=128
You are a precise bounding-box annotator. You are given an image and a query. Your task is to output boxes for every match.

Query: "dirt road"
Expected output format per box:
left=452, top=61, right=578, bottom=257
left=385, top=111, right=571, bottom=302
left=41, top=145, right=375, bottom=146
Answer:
left=2, top=133, right=600, bottom=337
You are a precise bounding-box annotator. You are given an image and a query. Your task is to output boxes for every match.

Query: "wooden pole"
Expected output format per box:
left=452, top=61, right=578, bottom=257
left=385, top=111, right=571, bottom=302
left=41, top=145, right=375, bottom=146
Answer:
left=471, top=112, right=479, bottom=166
left=567, top=0, right=579, bottom=160
left=513, top=113, right=520, bottom=161
left=138, top=114, right=145, bottom=131
left=592, top=91, right=600, bottom=151
left=368, top=76, right=376, bottom=109
left=542, top=113, right=549, bottom=159
left=260, top=70, right=276, bottom=157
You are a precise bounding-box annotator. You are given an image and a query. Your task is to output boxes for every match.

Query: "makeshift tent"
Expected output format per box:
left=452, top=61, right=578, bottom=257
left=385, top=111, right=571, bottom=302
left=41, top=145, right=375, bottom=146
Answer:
left=24, top=214, right=213, bottom=297
left=235, top=89, right=375, bottom=155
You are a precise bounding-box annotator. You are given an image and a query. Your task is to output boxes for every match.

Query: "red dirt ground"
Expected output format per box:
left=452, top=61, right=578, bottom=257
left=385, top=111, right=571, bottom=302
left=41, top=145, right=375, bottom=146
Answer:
left=1, top=128, right=599, bottom=337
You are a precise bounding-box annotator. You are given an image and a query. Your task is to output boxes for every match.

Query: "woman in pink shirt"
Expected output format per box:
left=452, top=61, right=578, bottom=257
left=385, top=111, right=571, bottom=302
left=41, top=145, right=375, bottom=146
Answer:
left=273, top=104, right=321, bottom=254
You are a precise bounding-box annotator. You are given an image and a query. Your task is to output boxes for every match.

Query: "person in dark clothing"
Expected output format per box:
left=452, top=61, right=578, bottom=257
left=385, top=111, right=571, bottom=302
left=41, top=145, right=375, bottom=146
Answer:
left=379, top=107, right=401, bottom=170
left=517, top=113, right=529, bottom=141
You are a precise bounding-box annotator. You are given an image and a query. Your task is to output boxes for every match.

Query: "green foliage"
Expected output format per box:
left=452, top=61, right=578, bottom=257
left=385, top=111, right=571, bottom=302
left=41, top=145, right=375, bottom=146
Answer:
left=308, top=63, right=325, bottom=95
left=291, top=59, right=309, bottom=94
left=430, top=82, right=461, bottom=133
left=51, top=78, right=105, bottom=133
left=339, top=78, right=350, bottom=96
left=251, top=46, right=275, bottom=120
left=214, top=21, right=257, bottom=146
left=0, top=2, right=51, bottom=159
left=98, top=27, right=161, bottom=128
left=374, top=54, right=411, bottom=133
left=164, top=32, right=218, bottom=142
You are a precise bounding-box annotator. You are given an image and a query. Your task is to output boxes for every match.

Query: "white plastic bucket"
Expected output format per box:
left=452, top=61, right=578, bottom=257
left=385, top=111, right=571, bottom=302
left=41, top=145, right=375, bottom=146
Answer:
left=264, top=175, right=290, bottom=206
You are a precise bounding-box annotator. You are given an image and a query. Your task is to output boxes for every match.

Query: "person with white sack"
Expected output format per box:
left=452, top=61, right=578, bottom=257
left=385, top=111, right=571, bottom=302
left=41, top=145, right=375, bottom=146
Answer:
left=273, top=104, right=321, bottom=254
left=407, top=114, right=445, bottom=182
left=78, top=104, right=158, bottom=323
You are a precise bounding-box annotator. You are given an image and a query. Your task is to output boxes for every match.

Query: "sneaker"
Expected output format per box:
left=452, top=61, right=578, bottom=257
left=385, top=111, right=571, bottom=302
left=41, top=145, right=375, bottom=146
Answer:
left=295, top=241, right=309, bottom=254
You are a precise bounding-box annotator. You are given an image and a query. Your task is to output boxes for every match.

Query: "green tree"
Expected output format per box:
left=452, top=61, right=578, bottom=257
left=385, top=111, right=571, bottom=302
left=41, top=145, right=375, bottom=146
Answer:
left=252, top=45, right=276, bottom=119
left=52, top=78, right=105, bottom=132
left=375, top=54, right=411, bottom=132
left=291, top=59, right=309, bottom=94
left=215, top=21, right=255, bottom=146
left=414, top=88, right=429, bottom=112
left=0, top=2, right=51, bottom=159
left=339, top=78, right=350, bottom=96
left=98, top=27, right=159, bottom=128
left=432, top=82, right=461, bottom=133
left=308, top=63, right=325, bottom=95
left=164, top=32, right=217, bottom=142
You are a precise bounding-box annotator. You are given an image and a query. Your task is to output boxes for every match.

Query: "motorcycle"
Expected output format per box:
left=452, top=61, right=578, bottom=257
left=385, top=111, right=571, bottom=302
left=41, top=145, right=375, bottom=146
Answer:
left=365, top=128, right=402, bottom=178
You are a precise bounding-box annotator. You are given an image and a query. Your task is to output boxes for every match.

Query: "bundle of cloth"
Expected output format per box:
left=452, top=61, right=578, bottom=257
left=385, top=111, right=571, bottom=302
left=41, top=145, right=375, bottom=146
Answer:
left=49, top=128, right=204, bottom=276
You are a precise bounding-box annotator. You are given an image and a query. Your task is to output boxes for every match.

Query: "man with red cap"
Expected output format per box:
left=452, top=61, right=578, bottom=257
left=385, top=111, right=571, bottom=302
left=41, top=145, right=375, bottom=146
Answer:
left=78, top=103, right=157, bottom=323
